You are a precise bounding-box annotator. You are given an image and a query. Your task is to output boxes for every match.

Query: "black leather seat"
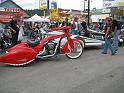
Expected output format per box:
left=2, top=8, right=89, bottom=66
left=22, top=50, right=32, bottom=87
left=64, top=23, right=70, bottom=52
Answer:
left=27, top=39, right=40, bottom=47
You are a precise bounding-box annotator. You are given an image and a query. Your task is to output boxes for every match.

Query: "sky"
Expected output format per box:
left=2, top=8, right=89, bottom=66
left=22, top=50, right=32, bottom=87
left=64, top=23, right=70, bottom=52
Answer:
left=13, top=0, right=103, bottom=10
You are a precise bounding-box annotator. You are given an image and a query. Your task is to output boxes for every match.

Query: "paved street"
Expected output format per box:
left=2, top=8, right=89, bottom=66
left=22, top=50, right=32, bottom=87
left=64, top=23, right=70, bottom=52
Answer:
left=0, top=47, right=124, bottom=93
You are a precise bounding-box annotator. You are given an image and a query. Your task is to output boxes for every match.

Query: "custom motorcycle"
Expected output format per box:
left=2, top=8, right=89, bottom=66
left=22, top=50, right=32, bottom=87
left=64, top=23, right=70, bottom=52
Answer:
left=0, top=26, right=84, bottom=66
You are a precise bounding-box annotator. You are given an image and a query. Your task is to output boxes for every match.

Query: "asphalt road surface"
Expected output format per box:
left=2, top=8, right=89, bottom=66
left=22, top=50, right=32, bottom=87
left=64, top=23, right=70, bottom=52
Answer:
left=0, top=47, right=124, bottom=93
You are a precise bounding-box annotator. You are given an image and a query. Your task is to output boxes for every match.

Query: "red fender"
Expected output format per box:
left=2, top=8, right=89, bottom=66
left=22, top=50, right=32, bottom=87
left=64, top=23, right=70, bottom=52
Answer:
left=62, top=38, right=81, bottom=54
left=0, top=47, right=37, bottom=65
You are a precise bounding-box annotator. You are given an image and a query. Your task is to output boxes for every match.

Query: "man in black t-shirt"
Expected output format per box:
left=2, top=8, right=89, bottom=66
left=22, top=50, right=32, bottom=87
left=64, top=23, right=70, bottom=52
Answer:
left=102, top=17, right=116, bottom=55
left=9, top=16, right=19, bottom=46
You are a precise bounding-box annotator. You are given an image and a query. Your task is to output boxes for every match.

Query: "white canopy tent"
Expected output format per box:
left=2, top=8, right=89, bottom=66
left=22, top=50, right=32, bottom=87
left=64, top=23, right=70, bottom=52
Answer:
left=24, top=14, right=50, bottom=22
left=43, top=18, right=50, bottom=22
left=43, top=16, right=50, bottom=22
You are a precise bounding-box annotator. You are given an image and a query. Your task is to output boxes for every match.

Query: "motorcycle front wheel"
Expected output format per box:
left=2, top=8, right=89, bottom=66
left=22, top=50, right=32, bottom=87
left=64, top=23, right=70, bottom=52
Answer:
left=66, top=40, right=84, bottom=59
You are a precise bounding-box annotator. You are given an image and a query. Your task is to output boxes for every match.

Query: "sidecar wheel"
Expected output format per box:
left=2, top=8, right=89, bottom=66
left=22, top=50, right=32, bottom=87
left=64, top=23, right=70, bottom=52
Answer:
left=66, top=41, right=84, bottom=59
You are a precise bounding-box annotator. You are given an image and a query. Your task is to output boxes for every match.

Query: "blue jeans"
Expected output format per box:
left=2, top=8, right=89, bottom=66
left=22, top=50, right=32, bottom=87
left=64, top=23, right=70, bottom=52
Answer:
left=71, top=29, right=78, bottom=35
left=113, top=30, right=120, bottom=51
left=113, top=35, right=118, bottom=51
left=102, top=38, right=115, bottom=54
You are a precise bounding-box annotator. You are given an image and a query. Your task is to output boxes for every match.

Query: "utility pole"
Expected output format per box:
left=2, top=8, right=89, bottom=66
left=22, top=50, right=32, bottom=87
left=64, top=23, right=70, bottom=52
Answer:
left=83, top=0, right=90, bottom=27
left=87, top=0, right=90, bottom=27
left=84, top=0, right=85, bottom=12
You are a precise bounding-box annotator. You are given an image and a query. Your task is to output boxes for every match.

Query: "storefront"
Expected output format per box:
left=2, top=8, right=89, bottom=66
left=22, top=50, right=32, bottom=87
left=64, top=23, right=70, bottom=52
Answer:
left=0, top=7, right=24, bottom=23
left=91, top=8, right=124, bottom=22
left=0, top=0, right=29, bottom=23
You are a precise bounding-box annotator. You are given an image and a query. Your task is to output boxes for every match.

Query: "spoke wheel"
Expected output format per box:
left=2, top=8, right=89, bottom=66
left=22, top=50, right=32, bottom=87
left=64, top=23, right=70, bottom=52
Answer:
left=66, top=41, right=84, bottom=59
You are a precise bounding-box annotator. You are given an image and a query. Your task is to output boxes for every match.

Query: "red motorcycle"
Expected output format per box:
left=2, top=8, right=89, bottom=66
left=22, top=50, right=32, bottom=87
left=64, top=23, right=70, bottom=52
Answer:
left=0, top=27, right=84, bottom=66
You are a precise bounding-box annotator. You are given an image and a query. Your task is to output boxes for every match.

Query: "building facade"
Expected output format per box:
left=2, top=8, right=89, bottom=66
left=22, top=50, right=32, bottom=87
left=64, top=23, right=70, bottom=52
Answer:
left=91, top=8, right=124, bottom=23
left=0, top=0, right=29, bottom=23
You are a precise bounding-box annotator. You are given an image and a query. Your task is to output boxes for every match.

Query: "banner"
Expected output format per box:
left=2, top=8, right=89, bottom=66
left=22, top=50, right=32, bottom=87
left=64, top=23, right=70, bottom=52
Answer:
left=50, top=9, right=59, bottom=20
left=0, top=8, right=21, bottom=12
left=0, top=12, right=24, bottom=23
left=39, top=0, right=48, bottom=10
left=103, top=0, right=124, bottom=7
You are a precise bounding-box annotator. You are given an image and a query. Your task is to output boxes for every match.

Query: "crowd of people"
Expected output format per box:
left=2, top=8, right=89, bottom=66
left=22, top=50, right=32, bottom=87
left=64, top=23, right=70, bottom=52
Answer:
left=49, top=17, right=89, bottom=36
left=23, top=16, right=89, bottom=39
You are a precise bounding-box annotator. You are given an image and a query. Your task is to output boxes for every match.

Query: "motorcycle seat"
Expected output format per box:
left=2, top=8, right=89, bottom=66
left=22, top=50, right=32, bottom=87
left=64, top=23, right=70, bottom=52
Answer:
left=27, top=39, right=40, bottom=47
